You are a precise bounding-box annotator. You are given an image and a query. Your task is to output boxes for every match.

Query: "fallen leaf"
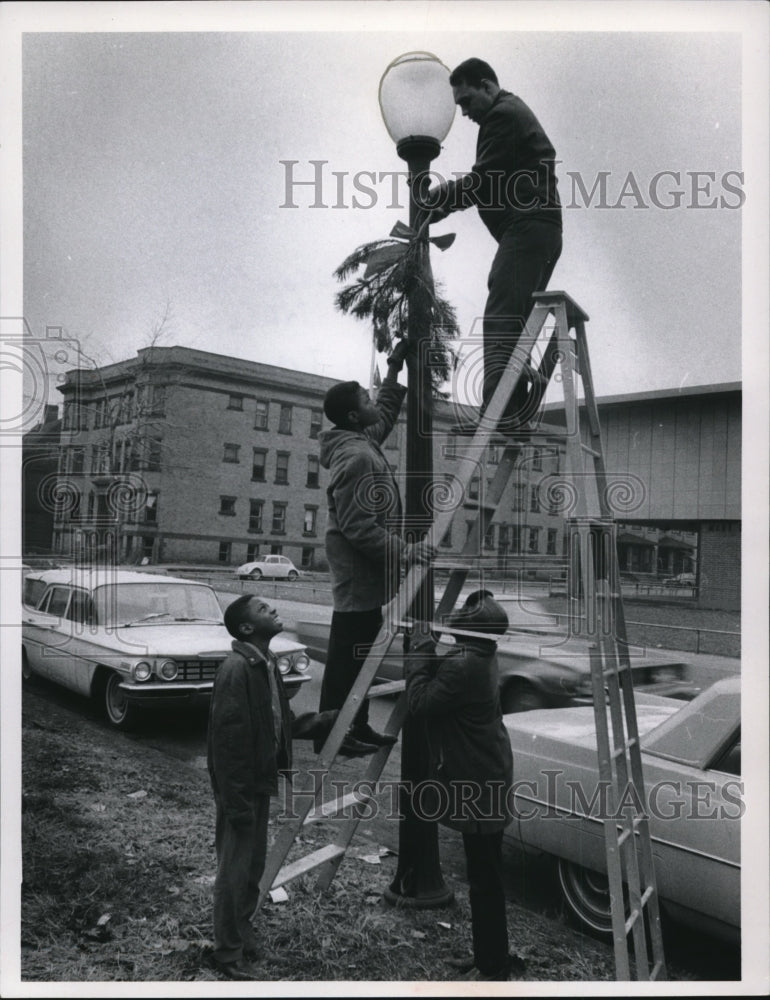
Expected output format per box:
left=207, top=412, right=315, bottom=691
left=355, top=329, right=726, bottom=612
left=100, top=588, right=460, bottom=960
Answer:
left=360, top=854, right=382, bottom=865
left=90, top=803, right=106, bottom=813
left=269, top=887, right=289, bottom=904
left=411, top=930, right=427, bottom=940
left=437, top=921, right=452, bottom=930
left=127, top=790, right=147, bottom=800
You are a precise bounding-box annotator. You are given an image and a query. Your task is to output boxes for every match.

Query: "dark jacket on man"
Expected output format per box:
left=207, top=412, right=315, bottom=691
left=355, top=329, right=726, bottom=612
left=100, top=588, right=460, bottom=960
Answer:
left=406, top=634, right=514, bottom=832
left=207, top=639, right=334, bottom=824
left=319, top=379, right=407, bottom=613
left=445, top=89, right=562, bottom=241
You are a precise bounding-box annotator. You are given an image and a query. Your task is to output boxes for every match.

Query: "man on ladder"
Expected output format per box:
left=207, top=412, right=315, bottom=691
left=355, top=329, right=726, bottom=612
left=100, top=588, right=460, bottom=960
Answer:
left=419, top=57, right=563, bottom=430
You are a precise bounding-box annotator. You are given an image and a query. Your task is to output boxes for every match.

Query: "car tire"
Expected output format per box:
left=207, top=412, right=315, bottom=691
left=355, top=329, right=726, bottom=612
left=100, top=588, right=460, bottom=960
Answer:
left=500, top=679, right=547, bottom=714
left=249, top=569, right=263, bottom=580
left=22, top=648, right=34, bottom=683
left=557, top=858, right=628, bottom=937
left=287, top=570, right=298, bottom=581
left=97, top=669, right=138, bottom=730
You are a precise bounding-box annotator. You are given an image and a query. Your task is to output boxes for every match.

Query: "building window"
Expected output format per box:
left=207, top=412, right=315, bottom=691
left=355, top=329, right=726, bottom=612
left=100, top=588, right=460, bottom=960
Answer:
left=219, top=495, right=236, bottom=517
left=270, top=544, right=283, bottom=555
left=532, top=447, right=542, bottom=471
left=445, top=436, right=457, bottom=460
left=147, top=438, right=162, bottom=472
left=484, top=523, right=496, bottom=550
left=218, top=541, right=231, bottom=564
left=488, top=444, right=499, bottom=465
left=511, top=525, right=522, bottom=553
left=144, top=491, right=159, bottom=524
left=513, top=483, right=526, bottom=512
left=228, top=393, right=243, bottom=411
left=246, top=542, right=260, bottom=562
left=252, top=448, right=267, bottom=482
left=272, top=502, right=287, bottom=534
left=528, top=527, right=540, bottom=553
left=279, top=404, right=293, bottom=434
left=149, top=384, right=166, bottom=416
left=530, top=485, right=540, bottom=513
left=469, top=476, right=480, bottom=501
left=301, top=546, right=314, bottom=569
left=90, top=444, right=100, bottom=474
left=310, top=409, right=322, bottom=439
left=275, top=452, right=290, bottom=485
left=248, top=499, right=263, bottom=533
left=71, top=448, right=85, bottom=474
left=547, top=528, right=557, bottom=555
left=255, top=400, right=269, bottom=430
left=306, top=455, right=320, bottom=488
left=87, top=491, right=95, bottom=520
left=303, top=506, right=318, bottom=536
left=498, top=524, right=509, bottom=551
left=94, top=398, right=105, bottom=429
left=223, top=442, right=240, bottom=463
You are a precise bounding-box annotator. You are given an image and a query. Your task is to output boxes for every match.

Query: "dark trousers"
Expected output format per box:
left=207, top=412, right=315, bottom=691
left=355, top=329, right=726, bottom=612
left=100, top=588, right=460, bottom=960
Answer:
left=212, top=793, right=270, bottom=963
left=483, top=219, right=562, bottom=422
left=462, top=829, right=509, bottom=975
left=317, top=607, right=383, bottom=748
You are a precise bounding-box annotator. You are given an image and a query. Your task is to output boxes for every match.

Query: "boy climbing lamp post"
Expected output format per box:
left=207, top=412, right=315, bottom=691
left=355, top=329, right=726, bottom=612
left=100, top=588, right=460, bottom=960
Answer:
left=378, top=51, right=456, bottom=908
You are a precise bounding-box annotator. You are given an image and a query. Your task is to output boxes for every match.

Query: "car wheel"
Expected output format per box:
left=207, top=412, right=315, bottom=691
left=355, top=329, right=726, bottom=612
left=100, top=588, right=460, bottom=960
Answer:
left=500, top=679, right=547, bottom=713
left=99, top=670, right=138, bottom=730
left=249, top=569, right=263, bottom=580
left=287, top=570, right=298, bottom=581
left=557, top=858, right=628, bottom=936
left=22, top=649, right=34, bottom=682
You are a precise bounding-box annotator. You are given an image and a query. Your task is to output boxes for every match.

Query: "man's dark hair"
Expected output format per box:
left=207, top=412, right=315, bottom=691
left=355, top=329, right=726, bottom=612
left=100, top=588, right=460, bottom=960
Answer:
left=223, top=594, right=254, bottom=638
left=449, top=58, right=499, bottom=88
left=323, top=380, right=362, bottom=429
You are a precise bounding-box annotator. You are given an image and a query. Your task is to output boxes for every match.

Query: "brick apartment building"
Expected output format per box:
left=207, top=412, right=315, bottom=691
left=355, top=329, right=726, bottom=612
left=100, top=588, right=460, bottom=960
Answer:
left=46, top=346, right=739, bottom=608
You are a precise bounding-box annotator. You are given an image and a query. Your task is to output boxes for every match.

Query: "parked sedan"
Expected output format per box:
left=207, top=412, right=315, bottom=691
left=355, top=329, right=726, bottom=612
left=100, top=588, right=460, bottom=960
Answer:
left=504, top=678, right=741, bottom=942
left=294, top=615, right=697, bottom=713
left=235, top=555, right=300, bottom=581
left=21, top=568, right=312, bottom=729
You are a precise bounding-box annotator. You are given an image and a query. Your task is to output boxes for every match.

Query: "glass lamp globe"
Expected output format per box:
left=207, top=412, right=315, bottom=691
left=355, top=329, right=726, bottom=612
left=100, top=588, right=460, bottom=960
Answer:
left=379, top=51, right=455, bottom=158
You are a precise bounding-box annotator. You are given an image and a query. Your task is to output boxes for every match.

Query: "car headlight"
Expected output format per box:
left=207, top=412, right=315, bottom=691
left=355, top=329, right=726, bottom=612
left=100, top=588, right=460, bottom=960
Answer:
left=132, top=660, right=153, bottom=682
left=276, top=655, right=292, bottom=675
left=292, top=653, right=311, bottom=673
left=157, top=659, right=179, bottom=681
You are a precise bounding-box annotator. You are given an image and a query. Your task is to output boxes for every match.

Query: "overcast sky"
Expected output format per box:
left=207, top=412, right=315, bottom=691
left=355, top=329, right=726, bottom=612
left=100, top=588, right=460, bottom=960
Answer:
left=12, top=3, right=763, bottom=417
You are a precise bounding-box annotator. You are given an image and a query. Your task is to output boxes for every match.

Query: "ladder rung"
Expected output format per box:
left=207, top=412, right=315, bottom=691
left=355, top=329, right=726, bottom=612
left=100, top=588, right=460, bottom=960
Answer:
left=580, top=442, right=601, bottom=458
left=304, top=790, right=373, bottom=824
left=649, top=959, right=665, bottom=981
left=366, top=680, right=405, bottom=698
left=611, top=736, right=638, bottom=760
left=272, top=845, right=345, bottom=888
left=624, top=886, right=655, bottom=934
left=617, top=815, right=643, bottom=847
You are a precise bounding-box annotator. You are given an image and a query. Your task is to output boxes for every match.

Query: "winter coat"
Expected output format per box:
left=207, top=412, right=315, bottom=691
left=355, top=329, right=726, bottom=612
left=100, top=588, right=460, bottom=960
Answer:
left=445, top=89, right=562, bottom=241
left=207, top=639, right=335, bottom=825
left=405, top=634, right=515, bottom=833
left=318, top=378, right=407, bottom=612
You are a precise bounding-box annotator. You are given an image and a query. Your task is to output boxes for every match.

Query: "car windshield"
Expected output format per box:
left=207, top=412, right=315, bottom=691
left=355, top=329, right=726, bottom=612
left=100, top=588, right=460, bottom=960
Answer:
left=93, top=582, right=223, bottom=627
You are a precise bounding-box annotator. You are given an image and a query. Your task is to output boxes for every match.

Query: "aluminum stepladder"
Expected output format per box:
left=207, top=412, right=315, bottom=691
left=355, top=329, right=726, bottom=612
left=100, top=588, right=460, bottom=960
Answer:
left=257, top=290, right=666, bottom=981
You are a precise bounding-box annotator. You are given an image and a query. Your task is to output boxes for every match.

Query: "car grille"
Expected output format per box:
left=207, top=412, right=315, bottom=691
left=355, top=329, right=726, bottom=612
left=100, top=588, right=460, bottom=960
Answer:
left=175, top=659, right=222, bottom=682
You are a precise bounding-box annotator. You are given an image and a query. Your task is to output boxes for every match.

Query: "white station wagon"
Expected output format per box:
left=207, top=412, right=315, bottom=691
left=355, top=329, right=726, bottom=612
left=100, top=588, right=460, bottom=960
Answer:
left=21, top=568, right=312, bottom=729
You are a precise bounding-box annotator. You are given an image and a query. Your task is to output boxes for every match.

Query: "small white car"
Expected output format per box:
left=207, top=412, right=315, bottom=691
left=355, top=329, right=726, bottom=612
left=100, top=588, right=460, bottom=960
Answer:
left=21, top=568, right=312, bottom=729
left=235, top=555, right=300, bottom=581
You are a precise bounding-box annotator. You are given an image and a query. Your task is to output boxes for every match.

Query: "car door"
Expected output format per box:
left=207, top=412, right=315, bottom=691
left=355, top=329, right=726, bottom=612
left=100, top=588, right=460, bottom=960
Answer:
left=643, top=737, right=741, bottom=931
left=23, top=585, right=72, bottom=682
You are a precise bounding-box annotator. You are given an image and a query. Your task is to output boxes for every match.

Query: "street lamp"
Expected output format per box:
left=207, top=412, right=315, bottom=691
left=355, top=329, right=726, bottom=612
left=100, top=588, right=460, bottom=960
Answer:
left=378, top=52, right=456, bottom=909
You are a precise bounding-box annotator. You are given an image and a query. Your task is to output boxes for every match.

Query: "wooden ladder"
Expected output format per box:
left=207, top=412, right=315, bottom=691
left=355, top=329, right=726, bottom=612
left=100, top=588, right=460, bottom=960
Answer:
left=257, top=290, right=667, bottom=980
